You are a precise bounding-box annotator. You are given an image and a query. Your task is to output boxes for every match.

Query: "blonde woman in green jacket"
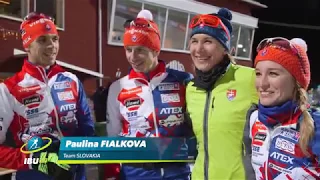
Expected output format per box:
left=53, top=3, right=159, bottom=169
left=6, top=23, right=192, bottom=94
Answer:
left=186, top=8, right=258, bottom=180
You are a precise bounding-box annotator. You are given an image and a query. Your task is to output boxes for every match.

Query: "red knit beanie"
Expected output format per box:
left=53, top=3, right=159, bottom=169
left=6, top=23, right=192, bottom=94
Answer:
left=123, top=10, right=161, bottom=52
left=255, top=38, right=310, bottom=90
left=20, top=12, right=58, bottom=48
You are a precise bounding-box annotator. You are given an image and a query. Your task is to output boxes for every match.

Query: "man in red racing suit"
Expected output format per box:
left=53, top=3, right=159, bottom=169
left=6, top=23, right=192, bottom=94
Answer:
left=0, top=12, right=94, bottom=180
left=104, top=10, right=194, bottom=180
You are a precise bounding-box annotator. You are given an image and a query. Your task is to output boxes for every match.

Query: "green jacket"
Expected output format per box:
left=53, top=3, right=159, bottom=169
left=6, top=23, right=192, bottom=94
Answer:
left=186, top=64, right=258, bottom=180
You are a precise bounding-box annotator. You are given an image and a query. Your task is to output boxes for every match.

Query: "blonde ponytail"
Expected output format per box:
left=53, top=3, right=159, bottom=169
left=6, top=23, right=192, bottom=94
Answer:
left=297, top=86, right=314, bottom=156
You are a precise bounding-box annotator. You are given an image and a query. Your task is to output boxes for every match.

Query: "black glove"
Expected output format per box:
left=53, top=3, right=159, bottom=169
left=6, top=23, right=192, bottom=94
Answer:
left=30, top=138, right=72, bottom=178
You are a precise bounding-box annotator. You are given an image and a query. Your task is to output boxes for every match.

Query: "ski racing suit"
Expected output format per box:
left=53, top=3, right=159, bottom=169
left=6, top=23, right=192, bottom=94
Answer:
left=0, top=59, right=95, bottom=180
left=248, top=101, right=320, bottom=179
left=106, top=60, right=193, bottom=180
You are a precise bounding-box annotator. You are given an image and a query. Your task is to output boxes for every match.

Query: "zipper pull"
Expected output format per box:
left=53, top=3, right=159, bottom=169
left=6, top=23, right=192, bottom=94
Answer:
left=211, top=97, right=215, bottom=108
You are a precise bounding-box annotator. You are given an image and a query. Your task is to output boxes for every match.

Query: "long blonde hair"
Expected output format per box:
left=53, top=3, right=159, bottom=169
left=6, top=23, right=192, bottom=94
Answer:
left=296, top=83, right=314, bottom=156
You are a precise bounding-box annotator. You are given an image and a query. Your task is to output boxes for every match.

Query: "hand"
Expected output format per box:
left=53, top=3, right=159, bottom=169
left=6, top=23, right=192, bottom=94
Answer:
left=31, top=151, right=72, bottom=178
left=104, top=164, right=121, bottom=180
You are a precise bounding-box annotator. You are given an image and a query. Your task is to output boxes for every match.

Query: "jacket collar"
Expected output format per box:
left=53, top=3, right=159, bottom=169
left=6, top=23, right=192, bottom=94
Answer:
left=22, top=59, right=65, bottom=82
left=128, top=60, right=166, bottom=81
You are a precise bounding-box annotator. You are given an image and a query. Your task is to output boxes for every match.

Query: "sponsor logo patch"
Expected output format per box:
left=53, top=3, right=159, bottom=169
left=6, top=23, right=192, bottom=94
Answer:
left=54, top=81, right=71, bottom=90
left=279, top=128, right=299, bottom=142
left=160, top=93, right=180, bottom=103
left=254, top=132, right=267, bottom=141
left=57, top=91, right=74, bottom=101
left=158, top=83, right=180, bottom=91
left=270, top=152, right=293, bottom=164
left=275, top=137, right=295, bottom=154
left=23, top=95, right=41, bottom=106
left=125, top=98, right=141, bottom=108
left=160, top=107, right=182, bottom=115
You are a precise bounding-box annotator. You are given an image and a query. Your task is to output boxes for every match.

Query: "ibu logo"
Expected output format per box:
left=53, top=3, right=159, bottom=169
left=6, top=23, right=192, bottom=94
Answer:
left=21, top=136, right=53, bottom=165
left=27, top=136, right=43, bottom=151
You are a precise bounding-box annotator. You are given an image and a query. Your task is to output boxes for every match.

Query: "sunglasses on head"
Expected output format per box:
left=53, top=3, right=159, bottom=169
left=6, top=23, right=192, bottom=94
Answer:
left=257, top=37, right=306, bottom=74
left=23, top=12, right=55, bottom=22
left=257, top=37, right=301, bottom=58
left=189, top=14, right=230, bottom=40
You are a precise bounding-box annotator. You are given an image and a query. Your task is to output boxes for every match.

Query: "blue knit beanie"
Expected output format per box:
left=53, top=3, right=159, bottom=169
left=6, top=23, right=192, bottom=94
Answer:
left=190, top=8, right=233, bottom=52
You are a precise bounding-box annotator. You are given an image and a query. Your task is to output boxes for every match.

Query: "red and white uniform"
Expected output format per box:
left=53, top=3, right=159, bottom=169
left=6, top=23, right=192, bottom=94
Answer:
left=0, top=60, right=94, bottom=179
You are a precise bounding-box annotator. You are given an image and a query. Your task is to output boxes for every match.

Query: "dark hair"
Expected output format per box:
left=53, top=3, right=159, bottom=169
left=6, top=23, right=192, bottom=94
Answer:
left=123, top=19, right=133, bottom=28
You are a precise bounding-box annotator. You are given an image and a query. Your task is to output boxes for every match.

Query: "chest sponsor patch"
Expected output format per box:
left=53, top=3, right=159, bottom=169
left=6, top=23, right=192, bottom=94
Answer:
left=226, top=89, right=237, bottom=101
left=160, top=107, right=182, bottom=115
left=61, top=111, right=77, bottom=124
left=160, top=93, right=180, bottom=103
left=279, top=128, right=300, bottom=142
left=60, top=103, right=76, bottom=112
left=252, top=145, right=260, bottom=152
left=159, top=114, right=184, bottom=127
left=57, top=91, right=74, bottom=101
left=118, top=87, right=143, bottom=100
left=270, top=152, right=293, bottom=164
left=254, top=132, right=267, bottom=141
left=158, top=83, right=180, bottom=91
left=275, top=137, right=295, bottom=154
left=125, top=98, right=141, bottom=108
left=23, top=95, right=41, bottom=106
left=126, top=111, right=140, bottom=121
left=18, top=85, right=41, bottom=93
left=124, top=98, right=144, bottom=111
left=53, top=81, right=71, bottom=90
left=25, top=108, right=41, bottom=119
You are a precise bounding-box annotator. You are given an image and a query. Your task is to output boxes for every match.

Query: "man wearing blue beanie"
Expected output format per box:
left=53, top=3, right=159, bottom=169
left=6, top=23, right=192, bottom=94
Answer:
left=185, top=8, right=258, bottom=180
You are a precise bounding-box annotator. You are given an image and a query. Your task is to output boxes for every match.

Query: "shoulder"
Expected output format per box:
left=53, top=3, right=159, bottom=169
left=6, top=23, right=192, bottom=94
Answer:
left=185, top=79, right=198, bottom=92
left=229, top=64, right=255, bottom=77
left=3, top=72, right=23, bottom=91
left=111, top=75, right=129, bottom=86
left=166, top=69, right=193, bottom=85
left=231, top=64, right=255, bottom=72
left=108, top=75, right=129, bottom=94
left=311, top=108, right=320, bottom=127
left=221, top=64, right=256, bottom=87
left=0, top=83, right=10, bottom=94
left=230, top=64, right=255, bottom=75
left=58, top=71, right=79, bottom=82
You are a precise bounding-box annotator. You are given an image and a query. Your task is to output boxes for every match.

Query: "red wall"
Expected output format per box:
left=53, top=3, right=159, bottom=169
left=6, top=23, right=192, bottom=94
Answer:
left=57, top=0, right=98, bottom=95
left=57, top=0, right=97, bottom=73
left=0, top=18, right=23, bottom=63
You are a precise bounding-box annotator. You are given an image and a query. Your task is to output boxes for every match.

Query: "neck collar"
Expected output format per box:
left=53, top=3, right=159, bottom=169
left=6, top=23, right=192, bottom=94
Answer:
left=128, top=60, right=166, bottom=81
left=193, top=56, right=230, bottom=91
left=22, top=59, right=65, bottom=82
left=258, top=100, right=302, bottom=128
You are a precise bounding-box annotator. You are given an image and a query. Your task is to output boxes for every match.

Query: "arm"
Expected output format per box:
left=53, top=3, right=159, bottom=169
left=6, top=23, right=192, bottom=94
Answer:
left=250, top=70, right=259, bottom=105
left=184, top=82, right=198, bottom=162
left=104, top=82, right=122, bottom=179
left=184, top=111, right=197, bottom=160
left=75, top=80, right=95, bottom=136
left=242, top=106, right=258, bottom=180
left=0, top=83, right=29, bottom=170
left=0, top=83, right=72, bottom=176
left=106, top=82, right=122, bottom=137
left=310, top=110, right=320, bottom=160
